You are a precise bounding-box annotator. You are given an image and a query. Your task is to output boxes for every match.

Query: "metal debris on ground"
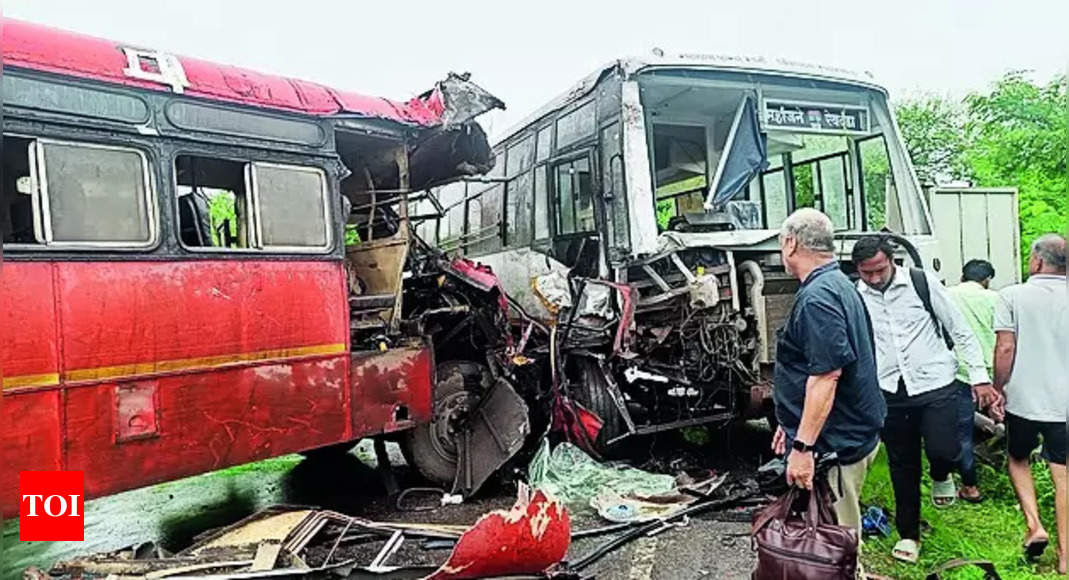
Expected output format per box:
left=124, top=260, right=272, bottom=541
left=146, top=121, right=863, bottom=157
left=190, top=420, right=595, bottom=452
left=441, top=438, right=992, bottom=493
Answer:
left=43, top=487, right=572, bottom=580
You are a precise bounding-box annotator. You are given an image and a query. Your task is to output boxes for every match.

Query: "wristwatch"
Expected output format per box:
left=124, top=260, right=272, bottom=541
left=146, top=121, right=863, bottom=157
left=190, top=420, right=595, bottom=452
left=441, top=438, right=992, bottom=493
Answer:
left=792, top=439, right=814, bottom=453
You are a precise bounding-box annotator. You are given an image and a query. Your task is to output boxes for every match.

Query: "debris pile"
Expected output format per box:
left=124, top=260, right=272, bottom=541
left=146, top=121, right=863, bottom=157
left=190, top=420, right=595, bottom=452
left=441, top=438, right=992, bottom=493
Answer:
left=43, top=486, right=570, bottom=580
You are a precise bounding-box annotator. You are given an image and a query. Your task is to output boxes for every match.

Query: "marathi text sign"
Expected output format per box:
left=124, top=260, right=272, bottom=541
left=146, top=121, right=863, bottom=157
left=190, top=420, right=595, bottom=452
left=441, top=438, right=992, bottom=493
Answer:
left=762, top=100, right=870, bottom=135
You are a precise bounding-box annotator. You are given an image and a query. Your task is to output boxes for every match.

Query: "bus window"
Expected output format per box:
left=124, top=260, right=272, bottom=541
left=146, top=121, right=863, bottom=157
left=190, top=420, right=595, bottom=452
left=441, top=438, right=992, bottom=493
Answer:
left=2, top=137, right=155, bottom=247
left=651, top=124, right=708, bottom=230
left=466, top=183, right=503, bottom=255
left=533, top=166, right=549, bottom=240
left=176, top=155, right=330, bottom=251
left=251, top=163, right=330, bottom=250
left=536, top=125, right=553, bottom=162
left=1, top=135, right=36, bottom=244
left=554, top=157, right=593, bottom=235
left=175, top=155, right=250, bottom=249
left=506, top=171, right=532, bottom=246
left=556, top=101, right=595, bottom=150
left=859, top=134, right=892, bottom=230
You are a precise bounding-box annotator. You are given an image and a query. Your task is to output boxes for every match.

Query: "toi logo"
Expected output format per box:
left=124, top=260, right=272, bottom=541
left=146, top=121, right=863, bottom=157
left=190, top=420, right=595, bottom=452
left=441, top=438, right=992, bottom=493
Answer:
left=19, top=471, right=84, bottom=541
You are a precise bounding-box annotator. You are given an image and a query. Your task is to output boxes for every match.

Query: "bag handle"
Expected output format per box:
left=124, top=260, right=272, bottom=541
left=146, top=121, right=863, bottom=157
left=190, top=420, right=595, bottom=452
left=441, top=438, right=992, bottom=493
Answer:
left=752, top=486, right=798, bottom=534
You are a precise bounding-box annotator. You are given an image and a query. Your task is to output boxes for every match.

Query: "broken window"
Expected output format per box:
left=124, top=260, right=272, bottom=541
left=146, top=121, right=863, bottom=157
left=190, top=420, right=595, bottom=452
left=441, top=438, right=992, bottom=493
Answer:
left=554, top=157, right=594, bottom=235
left=175, top=154, right=329, bottom=251
left=2, top=135, right=155, bottom=247
left=175, top=155, right=249, bottom=248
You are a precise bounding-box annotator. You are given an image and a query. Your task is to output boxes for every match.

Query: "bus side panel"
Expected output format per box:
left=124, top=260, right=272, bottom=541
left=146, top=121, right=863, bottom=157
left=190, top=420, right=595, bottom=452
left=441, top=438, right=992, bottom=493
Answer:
left=0, top=262, right=63, bottom=518
left=350, top=345, right=433, bottom=437
left=2, top=262, right=60, bottom=388
left=64, top=356, right=348, bottom=501
left=56, top=260, right=350, bottom=505
left=56, top=260, right=349, bottom=379
left=0, top=391, right=64, bottom=517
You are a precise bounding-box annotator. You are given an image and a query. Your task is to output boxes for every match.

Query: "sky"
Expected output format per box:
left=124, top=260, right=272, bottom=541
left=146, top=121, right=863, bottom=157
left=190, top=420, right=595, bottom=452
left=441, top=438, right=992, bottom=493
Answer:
left=5, top=0, right=1068, bottom=138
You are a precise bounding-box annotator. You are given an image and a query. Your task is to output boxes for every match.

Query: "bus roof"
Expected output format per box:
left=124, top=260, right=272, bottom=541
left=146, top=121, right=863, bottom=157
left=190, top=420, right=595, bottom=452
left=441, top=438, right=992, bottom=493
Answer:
left=2, top=18, right=450, bottom=126
left=498, top=53, right=887, bottom=144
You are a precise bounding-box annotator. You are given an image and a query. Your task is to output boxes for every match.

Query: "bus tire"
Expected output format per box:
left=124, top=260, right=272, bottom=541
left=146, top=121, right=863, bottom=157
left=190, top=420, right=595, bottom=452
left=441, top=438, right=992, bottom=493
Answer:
left=571, top=357, right=624, bottom=454
left=404, top=360, right=492, bottom=485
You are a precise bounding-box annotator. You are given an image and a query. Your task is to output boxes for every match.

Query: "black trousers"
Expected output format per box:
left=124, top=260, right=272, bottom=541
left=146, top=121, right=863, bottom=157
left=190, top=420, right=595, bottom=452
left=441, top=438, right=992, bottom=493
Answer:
left=882, top=379, right=961, bottom=541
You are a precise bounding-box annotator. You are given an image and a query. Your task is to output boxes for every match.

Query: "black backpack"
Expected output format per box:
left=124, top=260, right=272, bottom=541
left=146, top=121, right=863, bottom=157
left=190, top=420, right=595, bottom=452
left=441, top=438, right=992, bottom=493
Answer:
left=908, top=267, right=955, bottom=351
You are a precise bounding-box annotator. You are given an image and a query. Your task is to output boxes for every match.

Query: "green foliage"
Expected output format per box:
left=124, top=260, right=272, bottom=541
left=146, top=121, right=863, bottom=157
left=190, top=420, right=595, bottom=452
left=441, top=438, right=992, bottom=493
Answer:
left=862, top=445, right=1063, bottom=579
left=793, top=164, right=815, bottom=208
left=656, top=198, right=674, bottom=230
left=345, top=224, right=361, bottom=246
left=894, top=73, right=1069, bottom=274
left=207, top=191, right=237, bottom=247
left=894, top=97, right=969, bottom=185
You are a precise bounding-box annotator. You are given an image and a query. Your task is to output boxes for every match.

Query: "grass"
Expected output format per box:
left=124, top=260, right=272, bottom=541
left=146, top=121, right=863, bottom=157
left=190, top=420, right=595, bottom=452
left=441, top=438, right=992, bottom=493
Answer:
left=860, top=445, right=1064, bottom=579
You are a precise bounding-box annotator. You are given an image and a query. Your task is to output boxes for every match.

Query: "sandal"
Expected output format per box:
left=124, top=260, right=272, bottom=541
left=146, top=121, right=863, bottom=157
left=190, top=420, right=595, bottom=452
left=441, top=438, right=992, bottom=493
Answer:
left=893, top=539, right=920, bottom=563
left=958, top=488, right=983, bottom=504
left=1023, top=536, right=1049, bottom=560
left=931, top=478, right=956, bottom=508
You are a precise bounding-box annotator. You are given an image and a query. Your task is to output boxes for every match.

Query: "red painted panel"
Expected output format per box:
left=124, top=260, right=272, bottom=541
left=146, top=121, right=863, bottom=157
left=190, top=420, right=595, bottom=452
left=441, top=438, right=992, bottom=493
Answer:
left=350, top=345, right=434, bottom=437
left=0, top=390, right=63, bottom=518
left=64, top=356, right=349, bottom=502
left=1, top=18, right=443, bottom=125
left=57, top=260, right=347, bottom=378
left=0, top=262, right=59, bottom=383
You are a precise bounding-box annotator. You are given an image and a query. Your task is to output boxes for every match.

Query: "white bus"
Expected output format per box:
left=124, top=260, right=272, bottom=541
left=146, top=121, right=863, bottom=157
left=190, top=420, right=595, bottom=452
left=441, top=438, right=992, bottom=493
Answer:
left=410, top=53, right=938, bottom=462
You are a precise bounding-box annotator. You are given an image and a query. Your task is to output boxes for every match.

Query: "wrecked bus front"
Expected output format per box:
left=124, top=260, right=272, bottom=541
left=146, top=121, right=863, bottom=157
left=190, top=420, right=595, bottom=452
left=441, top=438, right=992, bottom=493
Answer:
left=410, top=54, right=938, bottom=458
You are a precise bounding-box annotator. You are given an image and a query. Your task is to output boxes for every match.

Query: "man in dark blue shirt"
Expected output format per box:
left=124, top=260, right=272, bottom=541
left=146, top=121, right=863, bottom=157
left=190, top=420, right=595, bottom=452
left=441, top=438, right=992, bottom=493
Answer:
left=772, top=208, right=886, bottom=534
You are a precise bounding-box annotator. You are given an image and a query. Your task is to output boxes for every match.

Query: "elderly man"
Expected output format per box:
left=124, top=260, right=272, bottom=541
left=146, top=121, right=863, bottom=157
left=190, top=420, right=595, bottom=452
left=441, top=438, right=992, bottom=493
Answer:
left=947, top=259, right=1000, bottom=503
left=992, top=234, right=1068, bottom=573
left=771, top=208, right=885, bottom=535
left=851, top=236, right=995, bottom=563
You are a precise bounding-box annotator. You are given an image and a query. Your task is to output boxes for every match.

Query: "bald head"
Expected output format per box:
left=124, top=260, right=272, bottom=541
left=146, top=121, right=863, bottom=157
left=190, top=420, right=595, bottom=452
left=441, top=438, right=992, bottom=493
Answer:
left=780, top=208, right=835, bottom=255
left=1030, top=233, right=1067, bottom=274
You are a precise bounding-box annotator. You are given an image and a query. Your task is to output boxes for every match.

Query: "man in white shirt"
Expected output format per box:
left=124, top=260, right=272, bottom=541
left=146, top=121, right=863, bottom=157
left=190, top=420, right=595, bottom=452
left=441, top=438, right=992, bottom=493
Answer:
left=992, top=233, right=1068, bottom=574
left=851, top=235, right=997, bottom=563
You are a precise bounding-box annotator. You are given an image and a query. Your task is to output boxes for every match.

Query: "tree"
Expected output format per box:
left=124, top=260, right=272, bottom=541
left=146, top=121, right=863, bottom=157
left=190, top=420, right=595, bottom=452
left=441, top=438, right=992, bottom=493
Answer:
left=893, top=96, right=968, bottom=186
left=962, top=72, right=1068, bottom=272
left=893, top=73, right=1068, bottom=274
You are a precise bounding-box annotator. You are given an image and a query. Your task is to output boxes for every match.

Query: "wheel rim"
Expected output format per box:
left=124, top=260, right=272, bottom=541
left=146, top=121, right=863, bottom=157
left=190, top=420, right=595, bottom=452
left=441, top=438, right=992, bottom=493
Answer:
left=428, top=389, right=473, bottom=463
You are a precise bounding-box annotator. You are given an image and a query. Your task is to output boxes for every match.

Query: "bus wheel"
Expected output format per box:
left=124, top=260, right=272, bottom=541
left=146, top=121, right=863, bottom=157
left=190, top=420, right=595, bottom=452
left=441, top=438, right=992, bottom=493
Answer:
left=404, top=360, right=492, bottom=485
left=570, top=357, right=624, bottom=455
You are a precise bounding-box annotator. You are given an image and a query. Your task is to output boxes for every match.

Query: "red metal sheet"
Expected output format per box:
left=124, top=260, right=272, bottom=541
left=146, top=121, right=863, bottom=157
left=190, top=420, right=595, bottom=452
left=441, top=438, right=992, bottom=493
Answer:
left=350, top=346, right=434, bottom=437
left=57, top=260, right=347, bottom=380
left=0, top=262, right=59, bottom=386
left=425, top=488, right=571, bottom=580
left=64, top=357, right=349, bottom=503
left=1, top=18, right=443, bottom=124
left=0, top=390, right=64, bottom=518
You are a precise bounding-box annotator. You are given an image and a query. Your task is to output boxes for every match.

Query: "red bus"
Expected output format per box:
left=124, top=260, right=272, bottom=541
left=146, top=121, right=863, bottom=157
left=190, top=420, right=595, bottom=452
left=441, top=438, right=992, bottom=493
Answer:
left=0, top=18, right=502, bottom=517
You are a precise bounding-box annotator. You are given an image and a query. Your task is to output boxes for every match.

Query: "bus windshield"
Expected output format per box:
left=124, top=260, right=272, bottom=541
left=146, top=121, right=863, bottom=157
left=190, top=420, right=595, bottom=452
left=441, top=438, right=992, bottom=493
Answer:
left=641, top=73, right=930, bottom=236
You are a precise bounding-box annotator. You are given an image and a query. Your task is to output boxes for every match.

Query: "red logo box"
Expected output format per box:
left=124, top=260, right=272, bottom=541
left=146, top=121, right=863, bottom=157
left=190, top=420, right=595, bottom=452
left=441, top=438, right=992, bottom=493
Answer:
left=19, top=471, right=84, bottom=541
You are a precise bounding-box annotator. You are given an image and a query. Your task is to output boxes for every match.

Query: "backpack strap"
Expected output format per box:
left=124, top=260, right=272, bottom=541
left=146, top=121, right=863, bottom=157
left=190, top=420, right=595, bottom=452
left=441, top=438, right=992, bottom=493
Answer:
left=909, top=267, right=954, bottom=350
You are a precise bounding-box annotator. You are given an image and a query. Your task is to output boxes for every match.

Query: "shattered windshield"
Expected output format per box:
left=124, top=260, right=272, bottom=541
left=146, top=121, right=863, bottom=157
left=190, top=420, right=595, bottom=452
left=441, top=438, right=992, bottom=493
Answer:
left=640, top=73, right=930, bottom=235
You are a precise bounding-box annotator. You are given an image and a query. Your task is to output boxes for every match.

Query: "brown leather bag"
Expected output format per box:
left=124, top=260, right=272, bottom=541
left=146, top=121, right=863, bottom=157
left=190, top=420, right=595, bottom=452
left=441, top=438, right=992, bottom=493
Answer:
left=751, top=478, right=859, bottom=579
